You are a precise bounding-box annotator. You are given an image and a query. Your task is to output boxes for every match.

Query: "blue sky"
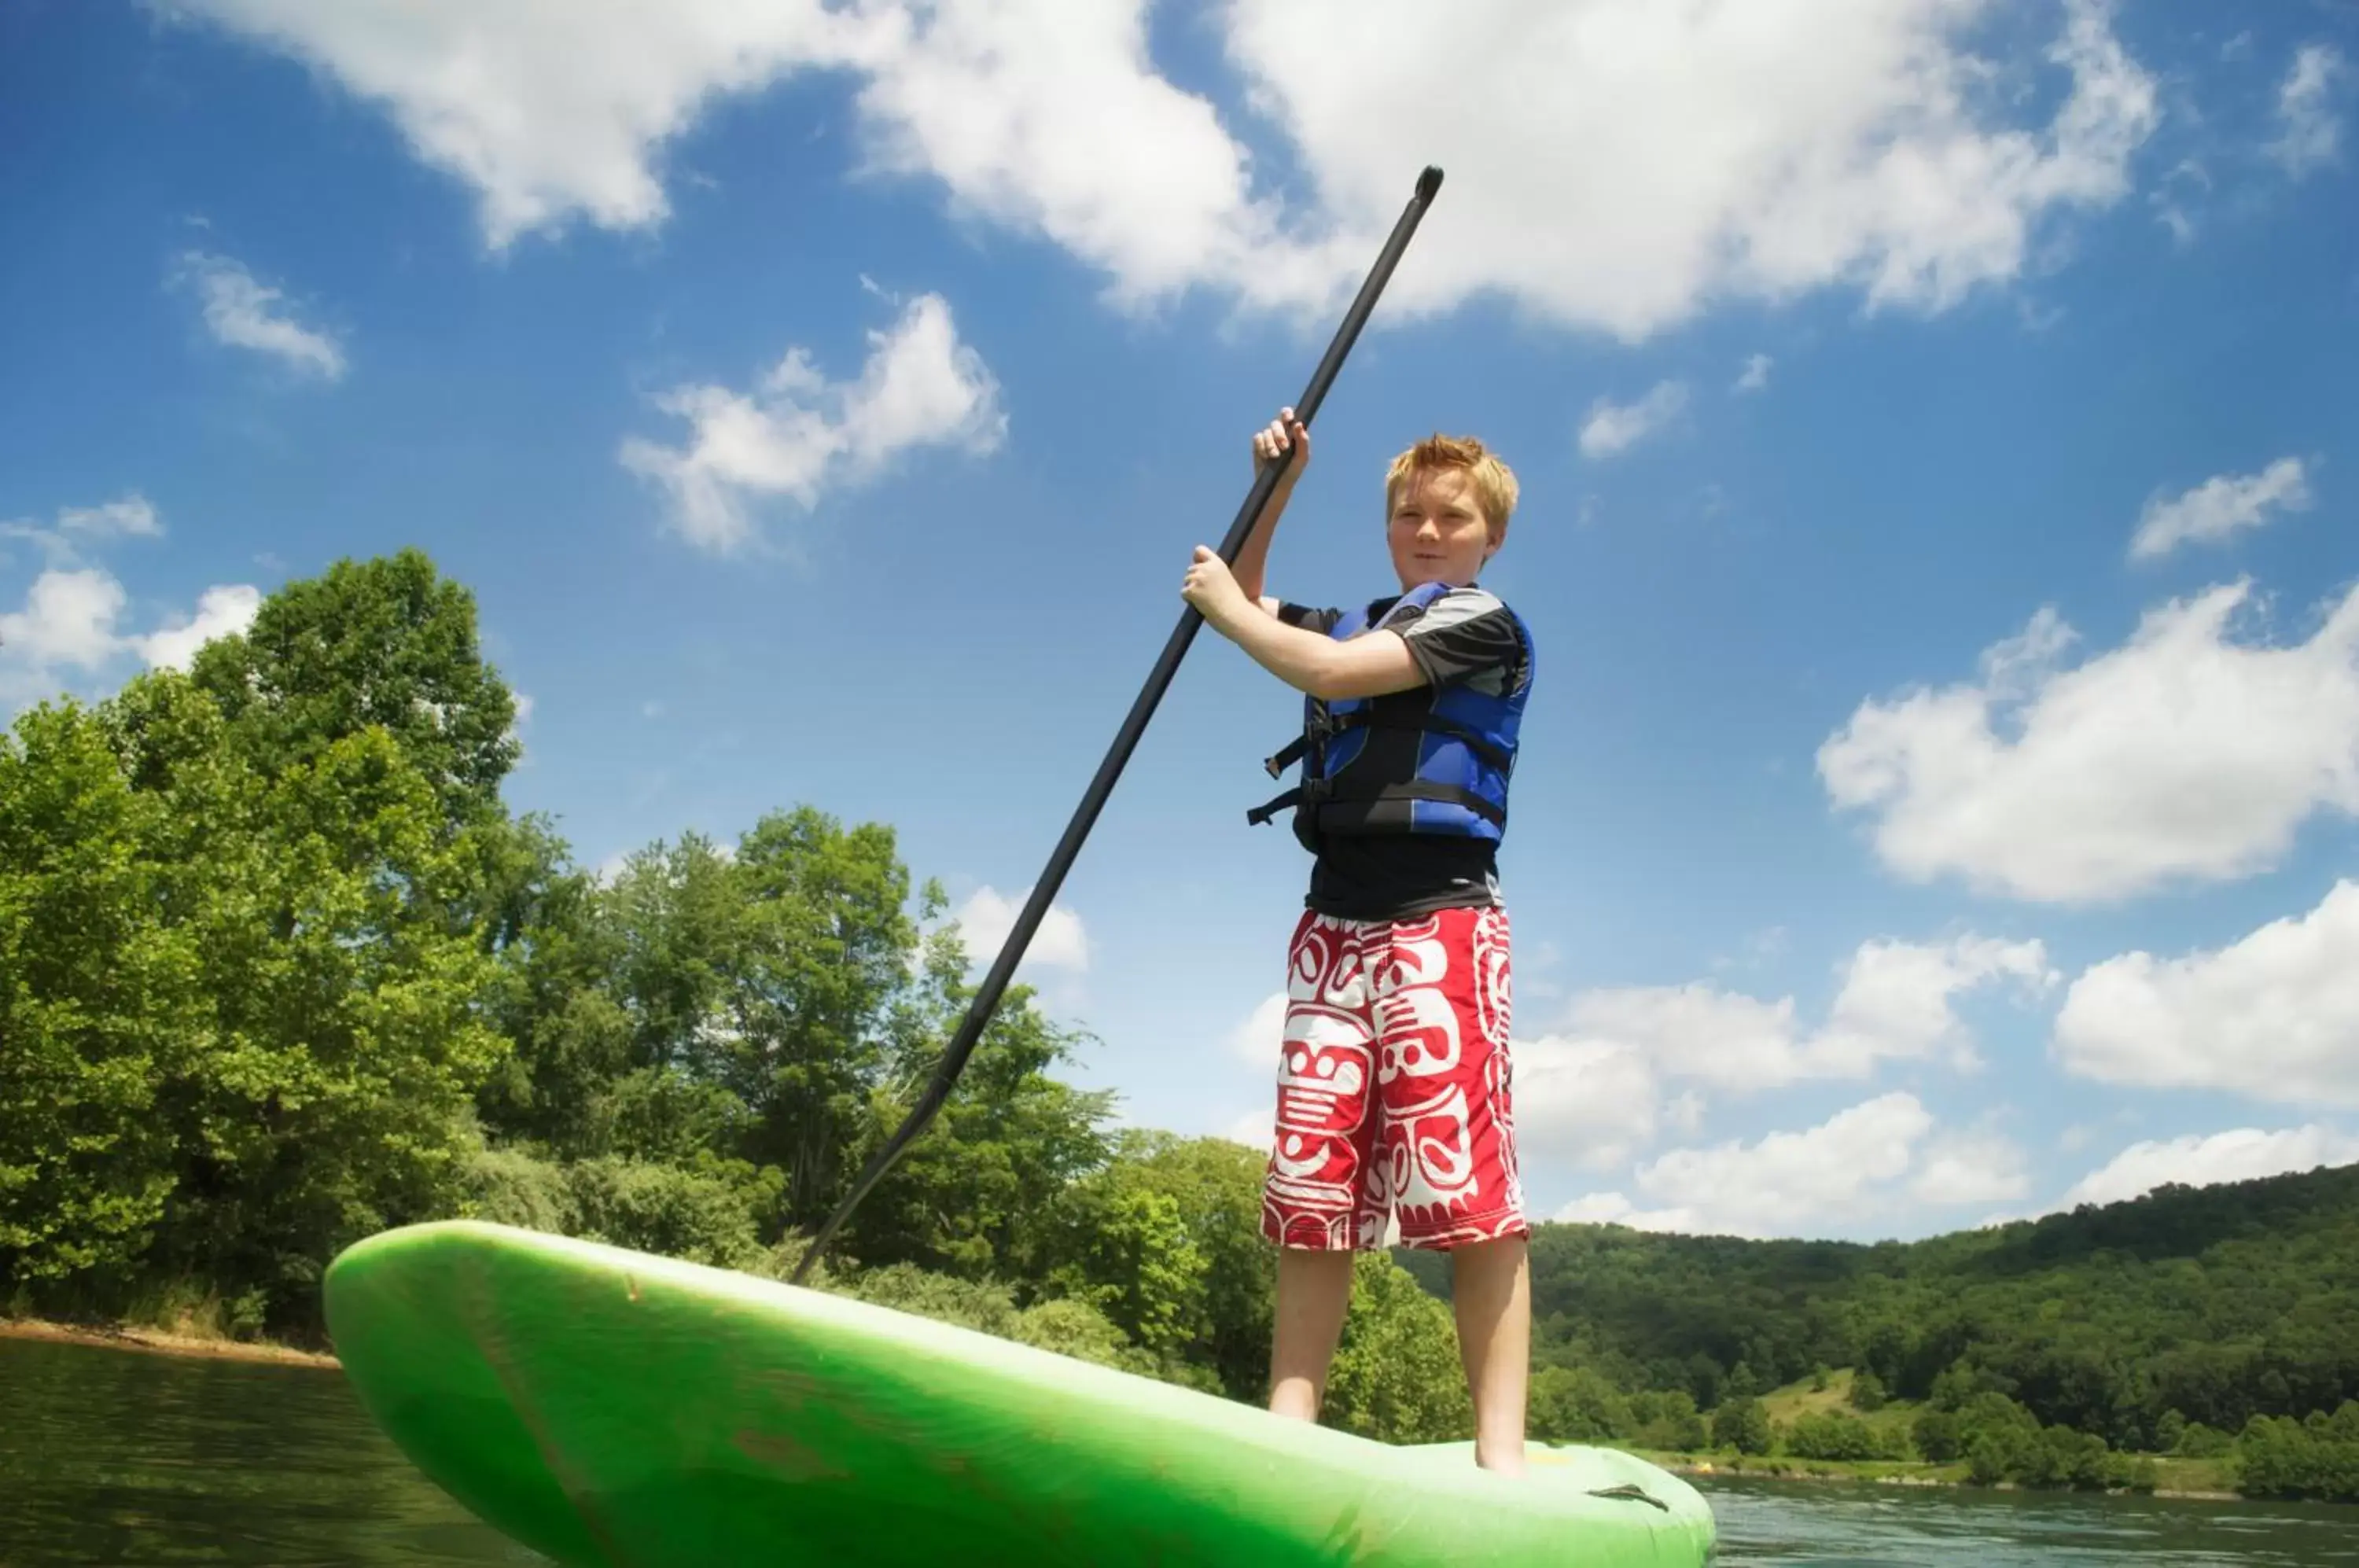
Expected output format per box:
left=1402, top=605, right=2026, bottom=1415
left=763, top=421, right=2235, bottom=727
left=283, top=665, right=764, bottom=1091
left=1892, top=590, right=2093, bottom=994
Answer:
left=4, top=0, right=2356, bottom=1242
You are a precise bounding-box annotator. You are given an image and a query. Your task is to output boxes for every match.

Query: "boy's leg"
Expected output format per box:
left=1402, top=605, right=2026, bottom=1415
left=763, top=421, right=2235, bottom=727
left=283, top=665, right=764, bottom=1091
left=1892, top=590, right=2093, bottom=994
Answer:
left=1267, top=1246, right=1356, bottom=1420
left=1451, top=1235, right=1530, bottom=1474
left=1259, top=912, right=1383, bottom=1423
left=1373, top=904, right=1530, bottom=1470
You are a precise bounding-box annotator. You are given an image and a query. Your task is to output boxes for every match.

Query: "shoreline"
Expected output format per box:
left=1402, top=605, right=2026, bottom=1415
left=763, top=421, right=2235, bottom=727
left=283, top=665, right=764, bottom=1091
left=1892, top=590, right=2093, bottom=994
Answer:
left=1656, top=1455, right=2243, bottom=1504
left=0, top=1316, right=340, bottom=1370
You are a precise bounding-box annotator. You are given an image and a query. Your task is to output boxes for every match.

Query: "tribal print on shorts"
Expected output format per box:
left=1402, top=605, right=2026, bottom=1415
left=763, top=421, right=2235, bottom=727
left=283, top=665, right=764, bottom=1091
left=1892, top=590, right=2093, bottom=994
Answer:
left=1260, top=904, right=1526, bottom=1251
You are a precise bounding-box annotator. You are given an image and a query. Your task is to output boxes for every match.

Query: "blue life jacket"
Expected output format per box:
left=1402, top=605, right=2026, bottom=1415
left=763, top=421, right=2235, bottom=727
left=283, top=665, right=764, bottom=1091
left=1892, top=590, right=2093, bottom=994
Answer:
left=1246, top=583, right=1530, bottom=854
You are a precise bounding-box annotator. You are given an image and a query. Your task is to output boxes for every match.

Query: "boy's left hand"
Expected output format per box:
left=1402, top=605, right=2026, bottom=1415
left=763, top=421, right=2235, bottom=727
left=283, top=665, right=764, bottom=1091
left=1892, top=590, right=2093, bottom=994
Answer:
left=1181, top=546, right=1253, bottom=631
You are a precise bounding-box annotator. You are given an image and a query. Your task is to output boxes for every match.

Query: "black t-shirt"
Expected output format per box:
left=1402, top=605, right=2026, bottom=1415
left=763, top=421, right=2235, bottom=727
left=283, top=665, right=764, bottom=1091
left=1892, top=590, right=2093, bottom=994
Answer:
left=1275, top=587, right=1530, bottom=922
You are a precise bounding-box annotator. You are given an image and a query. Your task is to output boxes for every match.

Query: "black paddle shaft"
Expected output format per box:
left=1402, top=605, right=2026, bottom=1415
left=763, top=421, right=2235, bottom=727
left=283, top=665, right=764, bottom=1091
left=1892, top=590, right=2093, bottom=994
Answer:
left=791, top=166, right=1447, bottom=1286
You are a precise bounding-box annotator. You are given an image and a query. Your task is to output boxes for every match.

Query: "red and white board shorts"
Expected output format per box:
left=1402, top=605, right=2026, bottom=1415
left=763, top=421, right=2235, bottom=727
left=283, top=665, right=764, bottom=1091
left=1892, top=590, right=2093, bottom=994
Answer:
left=1260, top=904, right=1529, bottom=1252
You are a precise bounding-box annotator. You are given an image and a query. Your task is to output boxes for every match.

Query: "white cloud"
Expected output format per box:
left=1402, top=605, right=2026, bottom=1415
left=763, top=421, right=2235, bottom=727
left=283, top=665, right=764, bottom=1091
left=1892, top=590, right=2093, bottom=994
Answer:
left=1733, top=354, right=1773, bottom=393
left=948, top=883, right=1087, bottom=974
left=619, top=292, right=1005, bottom=553
left=1911, top=1128, right=2033, bottom=1205
left=2, top=570, right=260, bottom=702
left=164, top=0, right=870, bottom=248
left=1227, top=990, right=1289, bottom=1066
left=2054, top=879, right=2359, bottom=1107
left=1223, top=1105, right=1275, bottom=1155
left=133, top=583, right=263, bottom=672
left=2, top=494, right=163, bottom=569
left=1228, top=0, right=2158, bottom=335
left=1513, top=1031, right=1669, bottom=1171
left=2, top=495, right=259, bottom=705
left=2268, top=44, right=2346, bottom=178
left=1820, top=581, right=2359, bottom=902
left=1578, top=381, right=1688, bottom=458
left=1509, top=933, right=2044, bottom=1173
left=2129, top=457, right=2313, bottom=560
left=171, top=0, right=2158, bottom=339
left=2059, top=1124, right=2359, bottom=1209
left=1813, top=937, right=2057, bottom=1074
left=175, top=252, right=347, bottom=380
left=57, top=495, right=164, bottom=542
left=1559, top=934, right=2051, bottom=1099
left=1554, top=1191, right=1698, bottom=1231
left=1, top=569, right=128, bottom=673
left=1562, top=1092, right=1940, bottom=1239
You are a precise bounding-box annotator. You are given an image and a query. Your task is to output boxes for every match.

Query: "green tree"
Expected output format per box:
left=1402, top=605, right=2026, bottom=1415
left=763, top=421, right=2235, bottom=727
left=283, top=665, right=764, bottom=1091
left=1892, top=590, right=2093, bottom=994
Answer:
left=1529, top=1364, right=1632, bottom=1442
left=149, top=718, right=507, bottom=1320
left=189, top=548, right=518, bottom=834
left=1035, top=1133, right=1275, bottom=1397
left=471, top=815, right=635, bottom=1157
left=1712, top=1395, right=1773, bottom=1455
left=0, top=701, right=189, bottom=1284
left=1323, top=1253, right=1474, bottom=1443
left=1913, top=1408, right=1963, bottom=1463
left=728, top=808, right=927, bottom=1219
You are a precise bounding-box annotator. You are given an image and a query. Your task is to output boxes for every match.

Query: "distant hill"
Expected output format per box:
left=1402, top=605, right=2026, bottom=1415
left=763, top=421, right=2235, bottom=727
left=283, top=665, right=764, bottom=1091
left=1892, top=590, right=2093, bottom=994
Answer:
left=1400, top=1161, right=2359, bottom=1448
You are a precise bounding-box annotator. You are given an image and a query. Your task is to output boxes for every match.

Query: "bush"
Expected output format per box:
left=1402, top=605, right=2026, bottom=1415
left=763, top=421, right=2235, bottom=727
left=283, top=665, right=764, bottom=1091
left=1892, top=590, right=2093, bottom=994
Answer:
left=1913, top=1408, right=1963, bottom=1463
left=2236, top=1404, right=2359, bottom=1502
left=1712, top=1396, right=1773, bottom=1455
left=461, top=1148, right=775, bottom=1271
left=1531, top=1364, right=1633, bottom=1443
left=2175, top=1420, right=2234, bottom=1459
left=1786, top=1410, right=1904, bottom=1462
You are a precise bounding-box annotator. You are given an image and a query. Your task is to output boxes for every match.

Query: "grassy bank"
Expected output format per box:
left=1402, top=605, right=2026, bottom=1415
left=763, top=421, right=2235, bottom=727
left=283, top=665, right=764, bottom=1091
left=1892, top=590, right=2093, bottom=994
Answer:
left=1637, top=1448, right=2241, bottom=1501
left=2, top=1276, right=340, bottom=1368
left=0, top=1314, right=339, bottom=1369
left=1617, top=1367, right=2249, bottom=1499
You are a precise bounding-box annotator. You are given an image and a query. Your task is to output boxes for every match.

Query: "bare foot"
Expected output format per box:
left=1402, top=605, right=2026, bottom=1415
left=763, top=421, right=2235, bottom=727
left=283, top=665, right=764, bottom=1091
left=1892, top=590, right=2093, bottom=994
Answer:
left=1476, top=1446, right=1528, bottom=1479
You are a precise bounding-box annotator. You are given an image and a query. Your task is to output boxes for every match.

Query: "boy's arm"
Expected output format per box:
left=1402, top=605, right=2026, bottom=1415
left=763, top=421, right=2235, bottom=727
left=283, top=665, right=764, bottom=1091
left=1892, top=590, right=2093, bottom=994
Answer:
left=1186, top=569, right=1427, bottom=701
left=1237, top=616, right=1429, bottom=701
left=1233, top=408, right=1308, bottom=613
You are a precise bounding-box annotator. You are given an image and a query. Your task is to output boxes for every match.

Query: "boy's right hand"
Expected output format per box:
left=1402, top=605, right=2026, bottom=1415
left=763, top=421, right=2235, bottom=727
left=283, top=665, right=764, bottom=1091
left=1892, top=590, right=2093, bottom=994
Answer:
left=1253, top=407, right=1309, bottom=487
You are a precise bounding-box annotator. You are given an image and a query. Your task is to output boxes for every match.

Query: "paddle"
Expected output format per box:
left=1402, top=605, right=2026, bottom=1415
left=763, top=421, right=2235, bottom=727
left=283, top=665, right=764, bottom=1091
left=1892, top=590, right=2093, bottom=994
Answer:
left=792, top=165, right=1448, bottom=1286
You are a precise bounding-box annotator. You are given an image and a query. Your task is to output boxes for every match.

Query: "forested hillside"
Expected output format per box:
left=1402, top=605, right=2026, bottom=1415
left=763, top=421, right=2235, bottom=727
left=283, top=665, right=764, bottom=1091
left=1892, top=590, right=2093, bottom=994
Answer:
left=4, top=550, right=2354, bottom=1501
left=1405, top=1161, right=2359, bottom=1442
left=1393, top=1145, right=2359, bottom=1496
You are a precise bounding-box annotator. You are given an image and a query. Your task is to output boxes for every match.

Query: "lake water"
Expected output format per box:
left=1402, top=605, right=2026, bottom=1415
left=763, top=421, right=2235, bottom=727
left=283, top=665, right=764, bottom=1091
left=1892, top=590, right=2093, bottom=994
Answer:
left=3, top=1335, right=2353, bottom=1565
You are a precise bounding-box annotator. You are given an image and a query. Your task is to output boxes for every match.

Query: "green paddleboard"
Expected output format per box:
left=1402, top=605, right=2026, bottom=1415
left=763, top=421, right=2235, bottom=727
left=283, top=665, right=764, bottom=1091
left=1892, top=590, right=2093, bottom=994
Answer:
left=324, top=1221, right=1716, bottom=1566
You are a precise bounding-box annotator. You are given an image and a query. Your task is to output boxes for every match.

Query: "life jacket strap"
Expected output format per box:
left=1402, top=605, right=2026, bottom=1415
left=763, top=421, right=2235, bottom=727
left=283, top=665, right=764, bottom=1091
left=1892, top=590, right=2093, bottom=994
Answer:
left=1365, top=778, right=1507, bottom=827
left=1246, top=777, right=1329, bottom=826
left=1246, top=777, right=1503, bottom=829
left=1261, top=708, right=1513, bottom=781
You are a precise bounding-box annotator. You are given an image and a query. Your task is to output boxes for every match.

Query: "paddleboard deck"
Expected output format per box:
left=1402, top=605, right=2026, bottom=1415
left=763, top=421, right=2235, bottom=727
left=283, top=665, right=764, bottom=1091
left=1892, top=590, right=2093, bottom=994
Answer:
left=325, top=1221, right=1716, bottom=1566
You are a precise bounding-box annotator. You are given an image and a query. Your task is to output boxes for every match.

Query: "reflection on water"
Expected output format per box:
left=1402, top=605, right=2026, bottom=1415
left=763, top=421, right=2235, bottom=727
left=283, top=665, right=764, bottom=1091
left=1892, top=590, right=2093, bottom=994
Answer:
left=3, top=1335, right=2354, bottom=1566
left=1702, top=1472, right=2359, bottom=1566
left=0, top=1335, right=527, bottom=1565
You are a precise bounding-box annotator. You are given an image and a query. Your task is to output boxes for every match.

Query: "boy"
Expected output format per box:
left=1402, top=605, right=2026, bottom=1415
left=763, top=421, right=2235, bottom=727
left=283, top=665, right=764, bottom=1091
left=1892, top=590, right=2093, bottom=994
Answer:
left=1180, top=407, right=1533, bottom=1477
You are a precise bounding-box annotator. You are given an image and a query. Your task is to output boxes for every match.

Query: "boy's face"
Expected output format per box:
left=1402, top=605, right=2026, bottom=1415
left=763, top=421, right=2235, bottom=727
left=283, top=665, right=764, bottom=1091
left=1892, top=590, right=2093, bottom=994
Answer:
left=1386, top=467, right=1498, bottom=591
